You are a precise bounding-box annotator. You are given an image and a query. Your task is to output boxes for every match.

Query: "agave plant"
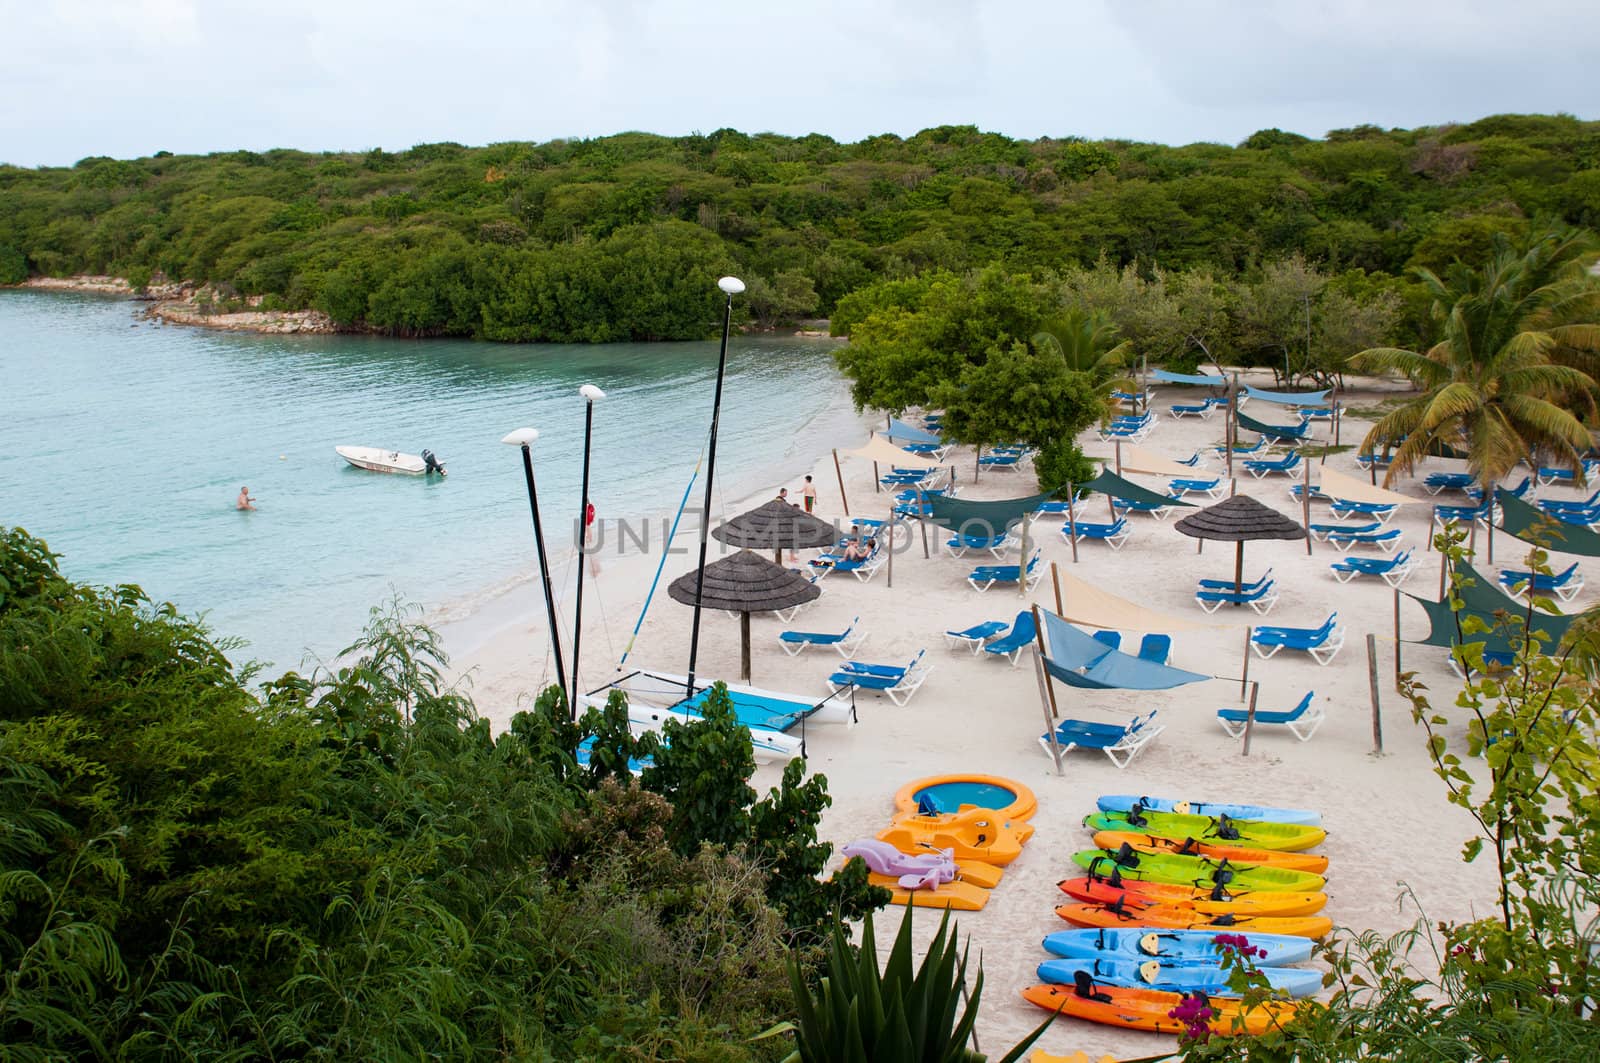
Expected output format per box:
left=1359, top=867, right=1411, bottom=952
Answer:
left=1349, top=225, right=1600, bottom=492
left=766, top=905, right=1054, bottom=1063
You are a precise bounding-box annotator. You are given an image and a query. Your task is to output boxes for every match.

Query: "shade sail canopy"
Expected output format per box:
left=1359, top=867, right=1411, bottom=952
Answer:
left=926, top=491, right=1055, bottom=533
left=713, top=499, right=841, bottom=551
left=1406, top=562, right=1574, bottom=652
left=1237, top=410, right=1309, bottom=440
left=847, top=434, right=943, bottom=469
left=1497, top=488, right=1600, bottom=557
left=1152, top=369, right=1226, bottom=387
left=885, top=418, right=941, bottom=444
left=1243, top=385, right=1331, bottom=406
left=669, top=550, right=822, bottom=613
left=1081, top=469, right=1196, bottom=508
left=1174, top=495, right=1308, bottom=542
left=1053, top=567, right=1230, bottom=632
left=1039, top=608, right=1210, bottom=690
left=1314, top=466, right=1421, bottom=507
left=1119, top=445, right=1206, bottom=479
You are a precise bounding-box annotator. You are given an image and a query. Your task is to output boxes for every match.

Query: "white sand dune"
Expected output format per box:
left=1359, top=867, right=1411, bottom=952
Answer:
left=445, top=373, right=1587, bottom=1059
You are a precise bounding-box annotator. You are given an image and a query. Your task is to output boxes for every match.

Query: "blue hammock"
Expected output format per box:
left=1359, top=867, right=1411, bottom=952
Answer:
left=1038, top=609, right=1209, bottom=691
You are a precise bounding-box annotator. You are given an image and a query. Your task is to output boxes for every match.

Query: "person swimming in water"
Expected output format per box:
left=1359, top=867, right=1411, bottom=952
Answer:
left=236, top=486, right=257, bottom=510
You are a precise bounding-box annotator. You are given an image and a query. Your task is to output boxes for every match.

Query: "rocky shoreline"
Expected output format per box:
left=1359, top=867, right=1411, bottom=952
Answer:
left=12, top=274, right=831, bottom=339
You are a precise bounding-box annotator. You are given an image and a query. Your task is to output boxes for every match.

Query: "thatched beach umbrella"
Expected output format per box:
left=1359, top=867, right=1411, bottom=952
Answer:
left=713, top=499, right=841, bottom=564
left=1174, top=495, right=1308, bottom=599
left=668, top=550, right=821, bottom=680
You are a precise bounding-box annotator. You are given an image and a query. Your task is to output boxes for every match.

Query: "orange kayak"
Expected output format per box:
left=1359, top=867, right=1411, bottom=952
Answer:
left=1092, top=831, right=1329, bottom=875
left=1058, top=876, right=1328, bottom=917
left=1056, top=900, right=1333, bottom=939
left=1021, top=981, right=1303, bottom=1037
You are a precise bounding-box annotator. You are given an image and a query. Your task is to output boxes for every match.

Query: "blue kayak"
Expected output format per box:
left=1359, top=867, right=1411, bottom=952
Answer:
left=1038, top=956, right=1323, bottom=999
left=1098, top=794, right=1321, bottom=826
left=1043, top=928, right=1314, bottom=967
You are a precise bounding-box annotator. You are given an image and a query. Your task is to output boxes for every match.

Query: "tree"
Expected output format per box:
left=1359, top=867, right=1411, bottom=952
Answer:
left=1350, top=225, right=1600, bottom=491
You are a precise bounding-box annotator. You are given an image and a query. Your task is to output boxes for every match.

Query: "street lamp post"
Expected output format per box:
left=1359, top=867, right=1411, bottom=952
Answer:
left=685, top=276, right=745, bottom=696
left=500, top=428, right=567, bottom=701
left=569, top=384, right=605, bottom=716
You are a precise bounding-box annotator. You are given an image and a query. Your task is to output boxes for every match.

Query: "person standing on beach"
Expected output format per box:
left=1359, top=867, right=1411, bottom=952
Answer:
left=236, top=486, right=256, bottom=510
left=802, top=475, right=817, bottom=513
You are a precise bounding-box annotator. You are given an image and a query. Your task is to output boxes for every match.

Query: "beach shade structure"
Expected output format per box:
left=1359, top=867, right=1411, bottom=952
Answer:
left=713, top=498, right=841, bottom=564
left=1151, top=369, right=1227, bottom=388
left=925, top=490, right=1054, bottom=595
left=669, top=550, right=821, bottom=681
left=1496, top=487, right=1600, bottom=557
left=884, top=417, right=942, bottom=445
left=1242, top=385, right=1332, bottom=407
left=1405, top=560, right=1577, bottom=672
left=1174, top=495, right=1309, bottom=599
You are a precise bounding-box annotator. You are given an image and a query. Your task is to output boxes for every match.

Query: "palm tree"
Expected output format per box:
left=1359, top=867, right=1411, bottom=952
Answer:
left=1032, top=308, right=1135, bottom=421
left=1349, top=226, right=1600, bottom=493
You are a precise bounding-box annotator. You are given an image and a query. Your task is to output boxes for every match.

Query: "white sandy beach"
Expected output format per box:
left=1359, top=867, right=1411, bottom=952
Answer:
left=443, top=374, right=1581, bottom=1059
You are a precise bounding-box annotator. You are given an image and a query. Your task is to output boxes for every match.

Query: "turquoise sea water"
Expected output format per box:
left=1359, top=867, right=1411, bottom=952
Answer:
left=0, top=291, right=865, bottom=672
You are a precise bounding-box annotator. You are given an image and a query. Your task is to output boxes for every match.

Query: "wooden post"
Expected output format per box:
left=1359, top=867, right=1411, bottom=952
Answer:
left=1052, top=561, right=1064, bottom=616
left=1032, top=627, right=1066, bottom=774
left=1065, top=481, right=1080, bottom=563
left=1230, top=476, right=1238, bottom=498
left=1241, top=625, right=1252, bottom=699
left=740, top=612, right=752, bottom=681
left=832, top=448, right=850, bottom=517
left=1393, top=587, right=1403, bottom=691
left=1367, top=633, right=1384, bottom=754
left=1018, top=515, right=1030, bottom=599
left=1226, top=372, right=1239, bottom=483
left=1486, top=506, right=1495, bottom=564
left=918, top=488, right=931, bottom=559
left=1240, top=681, right=1260, bottom=756
left=1333, top=399, right=1342, bottom=447
left=1302, top=450, right=1313, bottom=555
left=1115, top=438, right=1123, bottom=476
left=872, top=460, right=880, bottom=493
left=1439, top=542, right=1449, bottom=598
left=886, top=505, right=894, bottom=588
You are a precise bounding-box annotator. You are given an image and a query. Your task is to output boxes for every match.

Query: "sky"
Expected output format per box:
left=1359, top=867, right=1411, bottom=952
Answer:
left=3, top=0, right=1596, bottom=167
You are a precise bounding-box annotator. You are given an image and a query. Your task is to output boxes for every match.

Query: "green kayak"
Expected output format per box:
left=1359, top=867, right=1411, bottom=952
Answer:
left=1070, top=846, right=1326, bottom=893
left=1084, top=809, right=1326, bottom=852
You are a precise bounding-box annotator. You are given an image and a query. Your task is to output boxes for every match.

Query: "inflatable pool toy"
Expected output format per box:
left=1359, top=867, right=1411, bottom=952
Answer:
left=1091, top=831, right=1329, bottom=875
left=895, top=773, right=1037, bottom=821
left=1072, top=847, right=1326, bottom=892
left=881, top=806, right=1027, bottom=865
left=1086, top=810, right=1325, bottom=852
left=1037, top=956, right=1323, bottom=997
left=1042, top=927, right=1315, bottom=967
left=1055, top=900, right=1333, bottom=939
left=841, top=838, right=1004, bottom=888
left=1020, top=978, right=1304, bottom=1036
left=1058, top=876, right=1328, bottom=917
left=866, top=873, right=991, bottom=910
left=1098, top=794, right=1321, bottom=826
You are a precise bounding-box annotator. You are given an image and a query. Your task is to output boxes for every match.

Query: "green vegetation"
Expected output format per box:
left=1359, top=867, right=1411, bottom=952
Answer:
left=4, top=116, right=1600, bottom=340
left=0, top=526, right=885, bottom=1059
left=1351, top=224, right=1600, bottom=486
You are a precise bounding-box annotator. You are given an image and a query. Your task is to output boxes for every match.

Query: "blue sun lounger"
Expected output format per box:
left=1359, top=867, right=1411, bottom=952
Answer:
left=968, top=550, right=1043, bottom=592
left=1536, top=459, right=1599, bottom=487
left=1329, top=499, right=1398, bottom=524
left=1217, top=691, right=1324, bottom=742
left=1137, top=634, right=1172, bottom=666
left=1244, top=451, right=1302, bottom=478
left=1327, top=526, right=1403, bottom=553
left=1038, top=711, right=1164, bottom=769
left=1195, top=580, right=1279, bottom=614
left=1309, top=520, right=1379, bottom=542
left=1199, top=569, right=1273, bottom=593
left=1170, top=477, right=1224, bottom=499
left=1062, top=518, right=1132, bottom=550
left=945, top=531, right=1014, bottom=558
left=1538, top=489, right=1600, bottom=514
left=1330, top=549, right=1414, bottom=586
left=1251, top=614, right=1345, bottom=665
left=1356, top=452, right=1393, bottom=472
left=1433, top=499, right=1494, bottom=528
left=827, top=650, right=931, bottom=706
left=778, top=615, right=867, bottom=658
left=1497, top=562, right=1584, bottom=602
left=982, top=611, right=1038, bottom=666
left=1112, top=495, right=1181, bottom=520
left=977, top=451, right=1023, bottom=472
left=944, top=619, right=1009, bottom=654
left=1423, top=472, right=1475, bottom=494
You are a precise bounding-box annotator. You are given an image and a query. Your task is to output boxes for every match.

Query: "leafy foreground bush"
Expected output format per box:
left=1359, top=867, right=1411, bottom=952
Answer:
left=0, top=526, right=882, bottom=1060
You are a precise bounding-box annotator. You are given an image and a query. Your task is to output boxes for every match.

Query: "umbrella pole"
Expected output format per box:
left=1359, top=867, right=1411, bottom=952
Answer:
left=873, top=460, right=880, bottom=493
left=740, top=611, right=751, bottom=682
left=1115, top=438, right=1123, bottom=476
left=887, top=504, right=894, bottom=588
left=1302, top=449, right=1313, bottom=556
left=832, top=448, right=849, bottom=517
left=1234, top=540, right=1244, bottom=601
left=1065, top=481, right=1080, bottom=563
left=1393, top=587, right=1403, bottom=691
left=1052, top=561, right=1064, bottom=616
left=1018, top=515, right=1029, bottom=599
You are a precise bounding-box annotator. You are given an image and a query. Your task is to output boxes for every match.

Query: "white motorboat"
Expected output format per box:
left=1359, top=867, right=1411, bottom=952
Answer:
left=335, top=445, right=447, bottom=476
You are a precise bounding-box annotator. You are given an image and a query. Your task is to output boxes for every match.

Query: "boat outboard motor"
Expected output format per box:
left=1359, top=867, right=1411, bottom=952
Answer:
left=422, top=449, right=447, bottom=477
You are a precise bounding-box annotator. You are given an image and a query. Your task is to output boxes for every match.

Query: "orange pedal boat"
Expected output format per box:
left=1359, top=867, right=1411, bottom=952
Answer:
left=879, top=806, right=1028, bottom=866
left=1021, top=979, right=1304, bottom=1037
left=1058, top=876, right=1328, bottom=917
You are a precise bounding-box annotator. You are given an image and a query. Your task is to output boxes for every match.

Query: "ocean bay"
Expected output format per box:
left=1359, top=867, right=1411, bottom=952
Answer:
left=0, top=290, right=862, bottom=672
